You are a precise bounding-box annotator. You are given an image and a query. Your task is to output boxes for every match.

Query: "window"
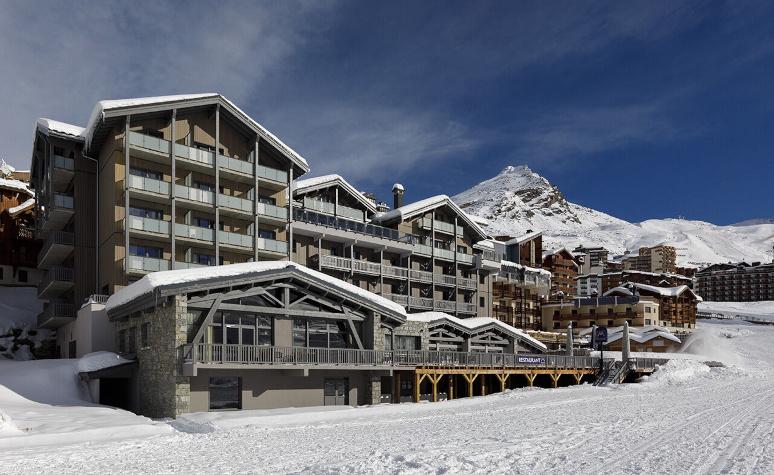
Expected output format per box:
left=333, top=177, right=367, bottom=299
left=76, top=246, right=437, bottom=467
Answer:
left=607, top=308, right=613, bottom=315
left=18, top=270, right=28, bottom=283
left=141, top=322, right=150, bottom=349
left=553, top=322, right=560, bottom=329
left=258, top=229, right=276, bottom=240
left=129, top=245, right=162, bottom=258
left=68, top=340, right=77, bottom=358
left=209, top=313, right=271, bottom=346
left=457, top=246, right=467, bottom=254
left=645, top=319, right=652, bottom=326
left=194, top=141, right=215, bottom=152
left=395, top=335, right=420, bottom=350
left=54, top=146, right=65, bottom=156
left=480, top=296, right=485, bottom=307
left=194, top=181, right=215, bottom=192
left=130, top=168, right=162, bottom=180
left=118, top=329, right=126, bottom=353
left=127, top=327, right=137, bottom=353
left=571, top=309, right=578, bottom=315
left=194, top=253, right=217, bottom=266
left=129, top=207, right=163, bottom=220
left=645, top=306, right=652, bottom=313
left=194, top=217, right=214, bottom=229
left=209, top=376, right=241, bottom=410
left=258, top=195, right=276, bottom=205
left=292, top=319, right=307, bottom=347
left=308, top=319, right=348, bottom=348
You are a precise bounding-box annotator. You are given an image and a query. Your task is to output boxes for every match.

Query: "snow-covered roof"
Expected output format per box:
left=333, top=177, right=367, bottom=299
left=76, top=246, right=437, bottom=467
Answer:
left=600, top=269, right=693, bottom=280
left=578, top=325, right=681, bottom=344
left=407, top=312, right=547, bottom=351
left=36, top=118, right=85, bottom=140
left=504, top=230, right=542, bottom=246
left=83, top=93, right=309, bottom=171
left=106, top=261, right=406, bottom=318
left=372, top=195, right=488, bottom=240
left=604, top=282, right=702, bottom=301
left=500, top=260, right=553, bottom=277
left=475, top=239, right=495, bottom=249
left=0, top=178, right=33, bottom=197
left=7, top=197, right=35, bottom=216
left=466, top=213, right=490, bottom=227
left=294, top=174, right=377, bottom=213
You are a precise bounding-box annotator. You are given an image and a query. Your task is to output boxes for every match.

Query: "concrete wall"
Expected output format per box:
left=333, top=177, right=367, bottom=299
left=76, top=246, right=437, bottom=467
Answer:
left=56, top=303, right=115, bottom=358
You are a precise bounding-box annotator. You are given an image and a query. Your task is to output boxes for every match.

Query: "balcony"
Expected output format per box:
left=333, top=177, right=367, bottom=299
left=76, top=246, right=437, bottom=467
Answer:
left=458, top=276, right=476, bottom=289
left=38, top=267, right=74, bottom=299
left=36, top=301, right=75, bottom=329
left=303, top=197, right=334, bottom=215
left=457, top=253, right=475, bottom=265
left=128, top=216, right=170, bottom=237
left=257, top=164, right=288, bottom=185
left=384, top=293, right=408, bottom=306
left=337, top=204, right=365, bottom=222
left=217, top=154, right=253, bottom=177
left=175, top=184, right=214, bottom=207
left=420, top=218, right=463, bottom=236
left=52, top=154, right=75, bottom=188
left=293, top=208, right=418, bottom=245
left=182, top=345, right=610, bottom=370
left=457, top=302, right=478, bottom=314
left=128, top=175, right=170, bottom=197
left=434, top=300, right=456, bottom=312
left=126, top=256, right=170, bottom=274
left=434, top=248, right=455, bottom=261
left=257, top=202, right=287, bottom=223
left=433, top=274, right=457, bottom=287
left=220, top=230, right=253, bottom=249
left=413, top=244, right=433, bottom=257
left=410, top=269, right=433, bottom=283
left=38, top=231, right=74, bottom=269
left=317, top=255, right=410, bottom=279
left=218, top=193, right=252, bottom=215
left=174, top=223, right=214, bottom=243
left=256, top=237, right=288, bottom=255
left=408, top=296, right=433, bottom=309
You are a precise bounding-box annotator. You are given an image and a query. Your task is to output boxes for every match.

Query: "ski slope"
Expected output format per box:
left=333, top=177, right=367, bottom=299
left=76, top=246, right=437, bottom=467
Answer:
left=0, top=321, right=772, bottom=474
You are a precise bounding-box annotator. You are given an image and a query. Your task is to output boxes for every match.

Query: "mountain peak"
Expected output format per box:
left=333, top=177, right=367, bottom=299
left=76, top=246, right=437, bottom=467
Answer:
left=500, top=164, right=532, bottom=176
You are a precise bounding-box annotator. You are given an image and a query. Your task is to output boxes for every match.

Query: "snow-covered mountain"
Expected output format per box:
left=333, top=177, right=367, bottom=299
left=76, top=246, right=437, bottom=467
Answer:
left=453, top=165, right=774, bottom=267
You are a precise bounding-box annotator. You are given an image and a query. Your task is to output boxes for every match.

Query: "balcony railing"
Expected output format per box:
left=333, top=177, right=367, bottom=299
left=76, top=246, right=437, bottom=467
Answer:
left=128, top=216, right=170, bottom=235
left=175, top=184, right=214, bottom=204
left=434, top=300, right=456, bottom=312
left=38, top=231, right=74, bottom=268
left=434, top=274, right=457, bottom=286
left=293, top=208, right=419, bottom=245
left=337, top=204, right=364, bottom=222
left=410, top=269, right=433, bottom=283
left=457, top=302, right=477, bottom=314
left=126, top=256, right=170, bottom=273
left=257, top=202, right=287, bottom=220
left=217, top=154, right=253, bottom=175
left=129, top=175, right=170, bottom=195
left=257, top=237, right=288, bottom=254
left=183, top=344, right=605, bottom=369
left=218, top=193, right=252, bottom=213
left=409, top=296, right=434, bottom=309
left=384, top=293, right=409, bottom=305
left=220, top=230, right=253, bottom=248
left=421, top=218, right=463, bottom=236
left=36, top=301, right=75, bottom=329
left=257, top=164, right=288, bottom=184
left=434, top=248, right=455, bottom=261
left=303, top=197, right=335, bottom=215
left=38, top=266, right=74, bottom=296
left=53, top=193, right=74, bottom=209
left=174, top=223, right=214, bottom=242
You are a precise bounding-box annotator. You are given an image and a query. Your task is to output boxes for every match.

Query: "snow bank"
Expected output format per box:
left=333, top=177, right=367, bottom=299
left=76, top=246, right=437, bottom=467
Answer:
left=0, top=354, right=171, bottom=448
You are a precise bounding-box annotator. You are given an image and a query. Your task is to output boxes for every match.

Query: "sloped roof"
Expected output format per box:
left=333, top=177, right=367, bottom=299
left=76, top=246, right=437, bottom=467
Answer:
left=7, top=197, right=35, bottom=216
left=407, top=312, right=546, bottom=351
left=35, top=118, right=86, bottom=141
left=106, top=261, right=406, bottom=322
left=504, top=230, right=542, bottom=246
left=294, top=174, right=377, bottom=213
left=578, top=325, right=681, bottom=344
left=83, top=93, right=309, bottom=172
left=604, top=282, right=702, bottom=301
left=372, top=195, right=488, bottom=240
left=0, top=178, right=33, bottom=197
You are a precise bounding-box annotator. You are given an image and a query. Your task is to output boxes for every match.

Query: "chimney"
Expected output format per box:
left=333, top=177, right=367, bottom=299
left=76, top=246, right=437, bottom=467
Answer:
left=392, top=183, right=404, bottom=209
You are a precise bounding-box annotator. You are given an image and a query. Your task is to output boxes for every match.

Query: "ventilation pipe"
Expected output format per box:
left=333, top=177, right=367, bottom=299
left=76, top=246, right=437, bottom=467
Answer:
left=392, top=183, right=404, bottom=209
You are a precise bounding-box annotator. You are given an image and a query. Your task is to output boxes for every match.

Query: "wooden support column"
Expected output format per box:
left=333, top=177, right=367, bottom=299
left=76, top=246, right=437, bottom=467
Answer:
left=448, top=375, right=454, bottom=400
left=394, top=372, right=401, bottom=403
left=480, top=374, right=486, bottom=396
left=550, top=373, right=560, bottom=388
left=462, top=373, right=478, bottom=397
left=495, top=373, right=509, bottom=393
left=428, top=374, right=442, bottom=402
left=525, top=373, right=536, bottom=387
left=573, top=373, right=583, bottom=385
left=413, top=372, right=421, bottom=403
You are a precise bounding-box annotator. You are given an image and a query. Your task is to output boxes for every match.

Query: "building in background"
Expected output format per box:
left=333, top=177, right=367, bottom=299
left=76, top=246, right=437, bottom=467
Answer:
left=491, top=260, right=551, bottom=330
left=604, top=282, right=701, bottom=330
left=541, top=294, right=660, bottom=333
left=695, top=262, right=774, bottom=302
left=579, top=325, right=682, bottom=353
left=493, top=231, right=542, bottom=268
left=542, top=248, right=578, bottom=298
left=0, top=165, right=42, bottom=287
left=599, top=270, right=693, bottom=294
left=622, top=244, right=677, bottom=274
left=573, top=245, right=609, bottom=269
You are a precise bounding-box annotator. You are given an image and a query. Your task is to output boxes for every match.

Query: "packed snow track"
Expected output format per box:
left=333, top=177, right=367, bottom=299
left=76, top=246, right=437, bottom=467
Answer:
left=1, top=321, right=772, bottom=474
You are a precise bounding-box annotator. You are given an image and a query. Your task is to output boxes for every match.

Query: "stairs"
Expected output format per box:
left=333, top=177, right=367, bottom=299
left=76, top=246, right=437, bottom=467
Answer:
left=594, top=361, right=630, bottom=386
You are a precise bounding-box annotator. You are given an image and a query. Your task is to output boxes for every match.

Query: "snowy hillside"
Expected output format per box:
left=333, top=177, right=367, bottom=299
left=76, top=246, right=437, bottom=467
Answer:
left=453, top=165, right=774, bottom=267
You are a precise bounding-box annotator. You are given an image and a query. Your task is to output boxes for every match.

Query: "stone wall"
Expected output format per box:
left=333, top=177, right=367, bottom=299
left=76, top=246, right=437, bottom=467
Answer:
left=113, top=295, right=196, bottom=418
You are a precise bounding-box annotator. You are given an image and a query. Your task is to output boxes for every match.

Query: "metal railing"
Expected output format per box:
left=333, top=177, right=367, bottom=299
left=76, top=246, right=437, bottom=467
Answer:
left=38, top=267, right=74, bottom=295
left=409, top=296, right=434, bottom=309
left=218, top=193, right=252, bottom=213
left=293, top=208, right=419, bottom=244
left=128, top=216, right=170, bottom=235
left=384, top=293, right=408, bottom=305
left=220, top=230, right=253, bottom=248
left=175, top=184, right=214, bottom=204
left=38, top=231, right=74, bottom=264
left=128, top=174, right=170, bottom=195
left=126, top=256, right=170, bottom=272
left=257, top=202, right=287, bottom=220
left=257, top=237, right=288, bottom=254
left=183, top=344, right=603, bottom=369
left=175, top=223, right=214, bottom=242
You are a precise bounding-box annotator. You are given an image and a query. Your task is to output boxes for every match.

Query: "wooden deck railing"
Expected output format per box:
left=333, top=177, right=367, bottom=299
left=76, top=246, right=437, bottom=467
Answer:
left=181, top=344, right=612, bottom=369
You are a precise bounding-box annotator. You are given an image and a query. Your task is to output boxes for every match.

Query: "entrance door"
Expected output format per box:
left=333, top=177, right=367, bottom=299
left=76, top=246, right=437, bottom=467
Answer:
left=324, top=379, right=348, bottom=406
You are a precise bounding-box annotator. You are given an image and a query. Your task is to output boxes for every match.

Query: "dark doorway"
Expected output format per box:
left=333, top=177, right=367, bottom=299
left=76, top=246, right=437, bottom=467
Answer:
left=324, top=378, right=348, bottom=406
left=99, top=378, right=131, bottom=410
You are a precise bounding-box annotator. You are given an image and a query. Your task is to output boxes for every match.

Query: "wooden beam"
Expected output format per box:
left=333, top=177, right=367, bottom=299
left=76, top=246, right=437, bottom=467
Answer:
left=343, top=307, right=364, bottom=350
left=186, top=301, right=365, bottom=320
left=550, top=373, right=561, bottom=388
left=191, top=294, right=225, bottom=345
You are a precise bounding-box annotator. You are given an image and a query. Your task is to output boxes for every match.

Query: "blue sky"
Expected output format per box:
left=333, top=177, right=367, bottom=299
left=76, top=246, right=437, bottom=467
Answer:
left=1, top=1, right=773, bottom=224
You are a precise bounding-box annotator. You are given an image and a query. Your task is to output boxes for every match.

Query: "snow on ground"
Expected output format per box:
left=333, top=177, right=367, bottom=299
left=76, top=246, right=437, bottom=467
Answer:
left=0, top=286, right=52, bottom=360
left=0, top=355, right=172, bottom=449
left=0, top=322, right=772, bottom=474
left=699, top=300, right=774, bottom=322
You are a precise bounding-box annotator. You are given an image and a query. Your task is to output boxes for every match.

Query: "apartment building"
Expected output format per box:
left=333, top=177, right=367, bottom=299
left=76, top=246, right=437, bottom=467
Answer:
left=575, top=273, right=602, bottom=297
left=622, top=244, right=677, bottom=274
left=491, top=260, right=551, bottom=330
left=604, top=282, right=701, bottom=330
left=541, top=295, right=661, bottom=333
left=599, top=270, right=693, bottom=294
left=493, top=231, right=543, bottom=268
left=542, top=248, right=578, bottom=297
left=573, top=245, right=609, bottom=269
left=695, top=262, right=774, bottom=301
left=30, top=95, right=309, bottom=353
left=0, top=167, right=42, bottom=286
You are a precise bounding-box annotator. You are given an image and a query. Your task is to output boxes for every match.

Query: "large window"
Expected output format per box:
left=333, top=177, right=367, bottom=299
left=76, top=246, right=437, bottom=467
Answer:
left=209, top=376, right=241, bottom=410
left=208, top=312, right=272, bottom=346
left=130, top=168, right=162, bottom=180
left=292, top=319, right=349, bottom=348
left=129, top=245, right=162, bottom=258
left=129, top=206, right=163, bottom=220
left=258, top=229, right=276, bottom=240
left=395, top=335, right=420, bottom=351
